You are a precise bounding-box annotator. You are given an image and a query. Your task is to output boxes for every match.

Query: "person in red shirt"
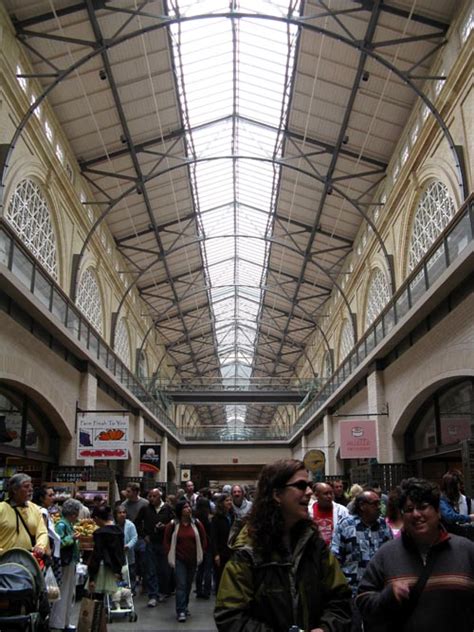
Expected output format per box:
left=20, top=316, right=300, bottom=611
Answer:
left=164, top=499, right=207, bottom=623
left=312, top=482, right=349, bottom=545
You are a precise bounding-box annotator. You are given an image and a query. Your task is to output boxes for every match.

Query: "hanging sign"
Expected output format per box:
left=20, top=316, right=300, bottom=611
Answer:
left=77, top=413, right=129, bottom=460
left=181, top=467, right=191, bottom=483
left=340, top=419, right=377, bottom=459
left=139, top=444, right=161, bottom=473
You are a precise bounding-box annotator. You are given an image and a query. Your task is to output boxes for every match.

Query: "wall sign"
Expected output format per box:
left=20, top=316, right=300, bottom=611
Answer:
left=340, top=419, right=377, bottom=459
left=139, top=444, right=161, bottom=473
left=77, top=413, right=129, bottom=460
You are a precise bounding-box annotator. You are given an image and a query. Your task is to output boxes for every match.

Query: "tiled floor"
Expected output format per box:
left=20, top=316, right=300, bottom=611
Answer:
left=73, top=590, right=218, bottom=631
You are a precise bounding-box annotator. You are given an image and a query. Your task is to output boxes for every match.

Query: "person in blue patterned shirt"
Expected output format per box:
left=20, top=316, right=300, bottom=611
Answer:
left=331, top=489, right=392, bottom=631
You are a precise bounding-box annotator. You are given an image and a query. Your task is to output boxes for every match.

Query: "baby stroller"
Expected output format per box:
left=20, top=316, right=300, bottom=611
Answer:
left=0, top=548, right=49, bottom=631
left=104, top=561, right=137, bottom=623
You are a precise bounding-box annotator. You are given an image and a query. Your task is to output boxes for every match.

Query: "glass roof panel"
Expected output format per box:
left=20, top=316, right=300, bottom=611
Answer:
left=168, top=0, right=301, bottom=430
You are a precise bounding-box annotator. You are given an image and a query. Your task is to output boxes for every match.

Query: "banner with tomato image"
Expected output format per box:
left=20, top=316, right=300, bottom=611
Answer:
left=77, top=413, right=129, bottom=460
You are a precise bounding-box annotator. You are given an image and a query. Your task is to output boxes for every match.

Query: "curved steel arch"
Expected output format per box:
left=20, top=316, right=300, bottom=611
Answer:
left=146, top=299, right=328, bottom=387
left=77, top=152, right=381, bottom=345
left=2, top=10, right=465, bottom=202
left=110, top=226, right=354, bottom=349
left=1, top=8, right=466, bottom=386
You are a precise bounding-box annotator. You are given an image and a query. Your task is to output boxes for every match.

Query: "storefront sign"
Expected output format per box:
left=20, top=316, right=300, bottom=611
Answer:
left=139, top=444, right=161, bottom=473
left=440, top=416, right=471, bottom=445
left=340, top=419, right=377, bottom=459
left=77, top=413, right=129, bottom=460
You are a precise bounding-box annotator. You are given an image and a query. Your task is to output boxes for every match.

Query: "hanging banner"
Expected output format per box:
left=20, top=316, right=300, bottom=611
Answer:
left=180, top=467, right=191, bottom=483
left=77, top=413, right=129, bottom=460
left=139, top=445, right=161, bottom=473
left=340, top=419, right=377, bottom=459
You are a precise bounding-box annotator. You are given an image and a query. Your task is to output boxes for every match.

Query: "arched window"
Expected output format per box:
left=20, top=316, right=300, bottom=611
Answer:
left=115, top=318, right=131, bottom=368
left=137, top=349, right=148, bottom=379
left=365, top=268, right=391, bottom=329
left=322, top=351, right=332, bottom=379
left=6, top=179, right=58, bottom=279
left=339, top=319, right=354, bottom=364
left=408, top=181, right=455, bottom=272
left=76, top=267, right=103, bottom=334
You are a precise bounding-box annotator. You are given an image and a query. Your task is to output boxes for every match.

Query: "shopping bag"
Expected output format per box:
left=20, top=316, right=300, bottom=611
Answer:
left=77, top=596, right=107, bottom=632
left=44, top=566, right=61, bottom=601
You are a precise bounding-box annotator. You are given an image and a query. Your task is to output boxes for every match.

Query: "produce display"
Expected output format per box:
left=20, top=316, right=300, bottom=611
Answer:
left=74, top=518, right=97, bottom=537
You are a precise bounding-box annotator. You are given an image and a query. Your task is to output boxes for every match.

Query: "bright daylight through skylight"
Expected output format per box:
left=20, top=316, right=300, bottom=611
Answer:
left=167, top=0, right=301, bottom=436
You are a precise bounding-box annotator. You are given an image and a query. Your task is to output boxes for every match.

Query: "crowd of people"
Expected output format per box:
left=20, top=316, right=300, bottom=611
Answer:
left=0, top=466, right=473, bottom=631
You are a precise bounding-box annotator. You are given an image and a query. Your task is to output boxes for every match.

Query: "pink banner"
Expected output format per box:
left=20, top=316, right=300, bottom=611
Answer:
left=340, top=419, right=377, bottom=459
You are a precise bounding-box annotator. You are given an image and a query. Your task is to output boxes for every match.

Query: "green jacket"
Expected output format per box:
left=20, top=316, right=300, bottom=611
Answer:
left=215, top=523, right=351, bottom=632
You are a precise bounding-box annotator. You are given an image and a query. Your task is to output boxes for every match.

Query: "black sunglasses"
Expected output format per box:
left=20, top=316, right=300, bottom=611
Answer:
left=284, top=480, right=311, bottom=491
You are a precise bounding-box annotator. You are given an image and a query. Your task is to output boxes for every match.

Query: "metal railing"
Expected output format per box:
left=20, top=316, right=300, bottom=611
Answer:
left=289, top=197, right=473, bottom=439
left=0, top=219, right=178, bottom=436
left=1, top=194, right=472, bottom=443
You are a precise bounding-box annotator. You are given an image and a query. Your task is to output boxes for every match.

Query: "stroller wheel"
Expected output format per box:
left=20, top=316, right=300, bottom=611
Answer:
left=129, top=612, right=138, bottom=622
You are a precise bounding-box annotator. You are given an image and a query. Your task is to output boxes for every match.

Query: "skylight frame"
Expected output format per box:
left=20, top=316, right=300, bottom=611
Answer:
left=167, top=0, right=302, bottom=435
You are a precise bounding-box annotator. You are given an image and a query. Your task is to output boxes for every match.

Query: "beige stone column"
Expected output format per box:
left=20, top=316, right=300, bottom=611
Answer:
left=367, top=367, right=398, bottom=463
left=159, top=435, right=168, bottom=485
left=63, top=368, right=97, bottom=466
left=300, top=433, right=307, bottom=461
left=323, top=412, right=339, bottom=475
left=124, top=414, right=144, bottom=476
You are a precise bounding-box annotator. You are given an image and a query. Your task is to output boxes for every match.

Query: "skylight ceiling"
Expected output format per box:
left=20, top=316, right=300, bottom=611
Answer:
left=167, top=0, right=301, bottom=428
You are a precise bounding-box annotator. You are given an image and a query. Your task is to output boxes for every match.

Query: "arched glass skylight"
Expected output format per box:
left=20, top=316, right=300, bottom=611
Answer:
left=76, top=267, right=103, bottom=334
left=365, top=268, right=391, bottom=329
left=408, top=181, right=455, bottom=272
left=115, top=318, right=131, bottom=368
left=168, top=1, right=301, bottom=436
left=6, top=178, right=58, bottom=279
left=339, top=319, right=354, bottom=364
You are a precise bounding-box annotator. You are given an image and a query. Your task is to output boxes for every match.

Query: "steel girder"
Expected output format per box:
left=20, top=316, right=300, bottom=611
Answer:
left=1, top=3, right=467, bottom=411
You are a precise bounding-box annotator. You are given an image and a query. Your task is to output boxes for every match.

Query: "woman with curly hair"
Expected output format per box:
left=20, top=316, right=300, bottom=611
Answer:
left=214, top=459, right=351, bottom=632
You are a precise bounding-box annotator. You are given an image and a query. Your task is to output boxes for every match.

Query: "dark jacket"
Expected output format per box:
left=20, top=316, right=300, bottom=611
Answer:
left=135, top=502, right=175, bottom=544
left=88, top=524, right=125, bottom=581
left=356, top=529, right=474, bottom=632
left=211, top=512, right=234, bottom=564
left=214, top=523, right=351, bottom=632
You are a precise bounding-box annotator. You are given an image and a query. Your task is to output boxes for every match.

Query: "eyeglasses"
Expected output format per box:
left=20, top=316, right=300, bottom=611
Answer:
left=363, top=500, right=380, bottom=506
left=284, top=481, right=311, bottom=491
left=401, top=502, right=432, bottom=514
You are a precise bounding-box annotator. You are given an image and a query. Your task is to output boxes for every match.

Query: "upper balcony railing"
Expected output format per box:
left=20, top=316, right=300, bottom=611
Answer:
left=1, top=194, right=472, bottom=443
left=0, top=219, right=178, bottom=436
left=289, top=196, right=473, bottom=440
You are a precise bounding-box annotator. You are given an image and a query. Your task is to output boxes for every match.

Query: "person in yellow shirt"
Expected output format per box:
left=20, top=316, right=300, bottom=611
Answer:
left=0, top=473, right=48, bottom=555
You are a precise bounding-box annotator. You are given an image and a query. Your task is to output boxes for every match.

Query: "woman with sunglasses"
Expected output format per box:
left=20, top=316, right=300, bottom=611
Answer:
left=215, top=459, right=351, bottom=632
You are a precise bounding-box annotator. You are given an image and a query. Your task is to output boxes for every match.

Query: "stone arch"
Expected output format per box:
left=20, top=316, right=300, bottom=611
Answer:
left=0, top=373, right=73, bottom=441
left=167, top=461, right=177, bottom=485
left=392, top=370, right=474, bottom=439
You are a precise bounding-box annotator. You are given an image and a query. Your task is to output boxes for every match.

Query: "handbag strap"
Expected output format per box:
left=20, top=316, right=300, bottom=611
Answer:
left=402, top=552, right=436, bottom=619
left=8, top=501, right=36, bottom=548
